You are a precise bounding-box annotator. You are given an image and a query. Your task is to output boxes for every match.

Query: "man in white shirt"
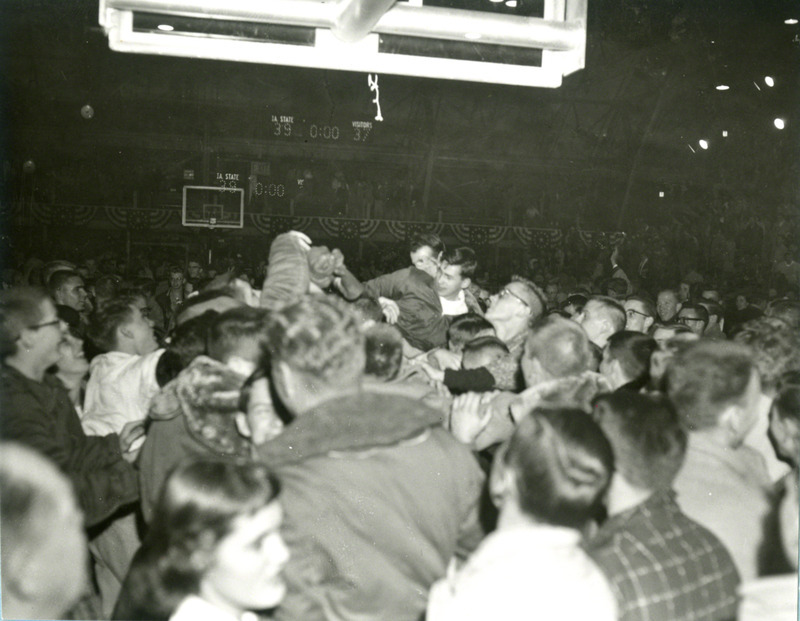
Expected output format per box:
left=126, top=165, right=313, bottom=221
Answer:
left=427, top=406, right=616, bottom=621
left=436, top=247, right=481, bottom=317
left=84, top=296, right=163, bottom=436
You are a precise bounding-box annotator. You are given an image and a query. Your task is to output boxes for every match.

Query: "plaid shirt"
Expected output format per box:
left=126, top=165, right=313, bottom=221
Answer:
left=585, top=490, right=740, bottom=621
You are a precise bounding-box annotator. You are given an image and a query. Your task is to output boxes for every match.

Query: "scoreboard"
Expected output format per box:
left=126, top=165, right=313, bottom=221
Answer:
left=269, top=115, right=373, bottom=143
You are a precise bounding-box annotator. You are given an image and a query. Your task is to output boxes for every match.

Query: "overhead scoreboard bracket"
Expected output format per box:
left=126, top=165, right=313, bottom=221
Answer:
left=99, top=0, right=587, bottom=88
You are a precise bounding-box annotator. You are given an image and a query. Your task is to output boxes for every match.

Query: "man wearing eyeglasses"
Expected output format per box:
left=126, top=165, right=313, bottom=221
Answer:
left=485, top=278, right=545, bottom=361
left=676, top=304, right=709, bottom=336
left=623, top=296, right=656, bottom=333
left=0, top=287, right=141, bottom=533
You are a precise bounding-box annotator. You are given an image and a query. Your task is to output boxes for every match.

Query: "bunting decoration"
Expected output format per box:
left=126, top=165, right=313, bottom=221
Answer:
left=451, top=224, right=507, bottom=246
left=385, top=220, right=444, bottom=242
left=31, top=204, right=98, bottom=227
left=8, top=203, right=623, bottom=251
left=250, top=214, right=312, bottom=237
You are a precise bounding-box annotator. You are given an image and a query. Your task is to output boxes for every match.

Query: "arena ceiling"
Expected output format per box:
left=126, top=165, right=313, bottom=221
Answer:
left=1, top=0, right=798, bottom=227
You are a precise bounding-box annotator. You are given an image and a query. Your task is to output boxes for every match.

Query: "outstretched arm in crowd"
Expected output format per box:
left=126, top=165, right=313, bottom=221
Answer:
left=259, top=231, right=312, bottom=310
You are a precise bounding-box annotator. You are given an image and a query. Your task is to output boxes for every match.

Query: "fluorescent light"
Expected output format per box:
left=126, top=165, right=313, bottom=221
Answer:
left=765, top=76, right=775, bottom=87
left=157, top=24, right=174, bottom=31
left=659, top=191, right=665, bottom=198
left=722, top=130, right=728, bottom=137
left=785, top=18, right=799, bottom=24
left=715, top=84, right=729, bottom=91
left=687, top=144, right=696, bottom=153
left=774, top=118, right=786, bottom=129
left=464, top=32, right=482, bottom=40
left=699, top=139, right=709, bottom=150
left=506, top=0, right=518, bottom=6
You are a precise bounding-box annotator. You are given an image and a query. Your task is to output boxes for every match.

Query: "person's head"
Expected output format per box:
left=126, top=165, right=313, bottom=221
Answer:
left=409, top=233, right=444, bottom=278
left=306, top=246, right=344, bottom=290
left=698, top=300, right=724, bottom=331
left=576, top=296, right=626, bottom=348
left=93, top=274, right=121, bottom=307
left=648, top=330, right=699, bottom=389
left=461, top=336, right=509, bottom=370
left=563, top=293, right=588, bottom=319
left=656, top=289, right=680, bottom=322
left=733, top=317, right=800, bottom=397
left=769, top=384, right=800, bottom=468
left=544, top=281, right=560, bottom=307
left=766, top=299, right=800, bottom=331
left=0, top=287, right=67, bottom=371
left=54, top=306, right=89, bottom=379
left=592, top=392, right=686, bottom=504
left=123, top=460, right=288, bottom=620
left=1, top=442, right=88, bottom=620
left=600, top=331, right=657, bottom=390
left=735, top=293, right=749, bottom=311
left=41, top=260, right=76, bottom=287
left=364, top=323, right=404, bottom=381
left=48, top=270, right=90, bottom=313
left=207, top=307, right=270, bottom=377
left=701, top=288, right=721, bottom=303
left=169, top=266, right=185, bottom=289
left=677, top=303, right=709, bottom=336
left=521, top=314, right=595, bottom=387
left=666, top=341, right=761, bottom=446
left=187, top=260, right=204, bottom=281
left=446, top=313, right=495, bottom=353
left=606, top=277, right=628, bottom=300
left=623, top=296, right=656, bottom=333
left=492, top=407, right=613, bottom=530
left=88, top=295, right=159, bottom=355
left=156, top=311, right=219, bottom=386
left=678, top=281, right=691, bottom=303
left=436, top=247, right=477, bottom=300
left=485, top=277, right=545, bottom=339
left=176, top=289, right=244, bottom=326
left=266, top=295, right=365, bottom=414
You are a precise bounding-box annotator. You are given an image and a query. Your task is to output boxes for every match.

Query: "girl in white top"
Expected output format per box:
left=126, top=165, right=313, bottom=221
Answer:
left=114, top=460, right=290, bottom=621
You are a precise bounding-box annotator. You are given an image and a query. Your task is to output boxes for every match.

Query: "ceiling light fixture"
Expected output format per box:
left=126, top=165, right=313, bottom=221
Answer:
left=489, top=0, right=504, bottom=3
left=774, top=118, right=786, bottom=129
left=722, top=130, right=728, bottom=137
left=506, top=0, right=518, bottom=6
left=157, top=24, right=174, bottom=31
left=698, top=139, right=709, bottom=150
left=764, top=76, right=775, bottom=87
left=659, top=191, right=665, bottom=198
left=687, top=144, right=696, bottom=153
left=785, top=18, right=799, bottom=25
left=715, top=84, right=729, bottom=91
left=753, top=81, right=761, bottom=91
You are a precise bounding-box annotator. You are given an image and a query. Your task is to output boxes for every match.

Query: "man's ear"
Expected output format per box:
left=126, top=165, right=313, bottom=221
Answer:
left=460, top=277, right=472, bottom=291
left=489, top=451, right=516, bottom=508
left=644, top=316, right=654, bottom=332
left=118, top=324, right=134, bottom=340
left=719, top=402, right=753, bottom=445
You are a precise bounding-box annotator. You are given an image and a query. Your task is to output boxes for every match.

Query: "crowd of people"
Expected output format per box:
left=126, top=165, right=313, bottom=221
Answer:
left=1, top=229, right=799, bottom=621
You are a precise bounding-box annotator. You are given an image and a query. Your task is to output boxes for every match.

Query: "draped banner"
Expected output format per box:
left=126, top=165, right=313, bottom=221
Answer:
left=384, top=220, right=445, bottom=242
left=105, top=206, right=175, bottom=230
left=31, top=204, right=99, bottom=227
left=250, top=214, right=312, bottom=236
left=10, top=203, right=623, bottom=249
left=451, top=224, right=507, bottom=246
left=318, top=217, right=381, bottom=241
left=512, top=227, right=563, bottom=249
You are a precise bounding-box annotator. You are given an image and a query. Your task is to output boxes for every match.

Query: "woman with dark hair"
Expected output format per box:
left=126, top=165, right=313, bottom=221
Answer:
left=114, top=460, right=289, bottom=621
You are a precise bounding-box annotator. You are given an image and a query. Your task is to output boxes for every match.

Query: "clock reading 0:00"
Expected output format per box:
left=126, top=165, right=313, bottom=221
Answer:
left=308, top=125, right=340, bottom=140
left=254, top=182, right=286, bottom=197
